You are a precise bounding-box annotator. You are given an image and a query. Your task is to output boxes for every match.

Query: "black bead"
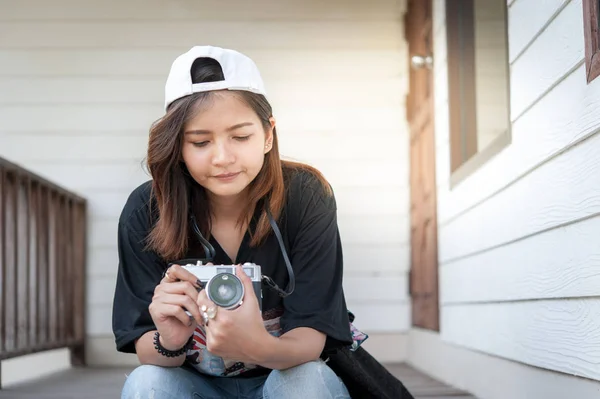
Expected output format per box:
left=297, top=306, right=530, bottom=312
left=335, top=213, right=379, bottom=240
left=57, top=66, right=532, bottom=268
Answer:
left=153, top=331, right=192, bottom=358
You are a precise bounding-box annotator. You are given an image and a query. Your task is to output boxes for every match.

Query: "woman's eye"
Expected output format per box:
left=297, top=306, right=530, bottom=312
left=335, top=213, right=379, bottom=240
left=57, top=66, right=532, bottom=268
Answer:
left=192, top=141, right=209, bottom=147
left=234, top=136, right=251, bottom=141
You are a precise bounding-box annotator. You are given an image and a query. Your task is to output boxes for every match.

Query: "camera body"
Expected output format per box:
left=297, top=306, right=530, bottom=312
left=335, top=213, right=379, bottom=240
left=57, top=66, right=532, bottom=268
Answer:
left=182, top=261, right=262, bottom=310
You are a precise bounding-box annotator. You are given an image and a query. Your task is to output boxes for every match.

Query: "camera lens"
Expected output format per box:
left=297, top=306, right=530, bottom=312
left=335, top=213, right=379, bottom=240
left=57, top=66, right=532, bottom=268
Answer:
left=206, top=273, right=244, bottom=309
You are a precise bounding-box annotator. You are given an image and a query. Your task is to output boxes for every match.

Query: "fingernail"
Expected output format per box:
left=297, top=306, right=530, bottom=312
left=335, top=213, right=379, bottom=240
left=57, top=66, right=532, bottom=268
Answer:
left=196, top=279, right=204, bottom=288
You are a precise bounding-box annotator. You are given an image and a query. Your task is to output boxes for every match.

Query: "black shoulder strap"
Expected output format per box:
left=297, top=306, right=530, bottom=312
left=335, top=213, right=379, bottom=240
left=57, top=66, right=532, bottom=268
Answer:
left=265, top=208, right=295, bottom=297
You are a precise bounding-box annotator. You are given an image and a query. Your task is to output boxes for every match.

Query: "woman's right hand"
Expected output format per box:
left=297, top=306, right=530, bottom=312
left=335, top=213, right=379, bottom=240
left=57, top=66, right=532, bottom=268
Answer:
left=148, top=263, right=204, bottom=350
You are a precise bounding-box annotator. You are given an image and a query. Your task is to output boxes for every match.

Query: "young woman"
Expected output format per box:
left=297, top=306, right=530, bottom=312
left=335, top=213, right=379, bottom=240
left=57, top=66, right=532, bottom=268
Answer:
left=112, top=46, right=354, bottom=398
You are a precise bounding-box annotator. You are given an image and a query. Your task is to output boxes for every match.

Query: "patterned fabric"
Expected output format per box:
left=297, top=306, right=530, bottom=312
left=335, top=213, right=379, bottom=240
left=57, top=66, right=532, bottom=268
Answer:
left=185, top=308, right=368, bottom=377
left=185, top=308, right=284, bottom=377
left=349, top=320, right=369, bottom=351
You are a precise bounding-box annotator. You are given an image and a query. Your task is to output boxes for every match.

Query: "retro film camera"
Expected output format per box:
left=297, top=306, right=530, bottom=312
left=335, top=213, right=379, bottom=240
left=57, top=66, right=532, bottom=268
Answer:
left=182, top=261, right=263, bottom=310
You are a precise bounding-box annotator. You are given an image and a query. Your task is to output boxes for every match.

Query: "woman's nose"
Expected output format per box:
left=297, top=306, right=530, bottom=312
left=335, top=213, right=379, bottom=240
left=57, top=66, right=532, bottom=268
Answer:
left=211, top=142, right=235, bottom=165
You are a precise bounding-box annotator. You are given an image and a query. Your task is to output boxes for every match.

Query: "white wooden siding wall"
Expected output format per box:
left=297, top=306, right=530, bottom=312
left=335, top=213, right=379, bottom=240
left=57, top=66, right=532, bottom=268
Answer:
left=433, top=0, right=600, bottom=381
left=0, top=0, right=410, bottom=362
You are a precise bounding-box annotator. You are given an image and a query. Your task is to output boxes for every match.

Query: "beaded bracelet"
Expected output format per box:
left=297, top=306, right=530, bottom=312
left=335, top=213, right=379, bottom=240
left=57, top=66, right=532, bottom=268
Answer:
left=153, top=331, right=193, bottom=357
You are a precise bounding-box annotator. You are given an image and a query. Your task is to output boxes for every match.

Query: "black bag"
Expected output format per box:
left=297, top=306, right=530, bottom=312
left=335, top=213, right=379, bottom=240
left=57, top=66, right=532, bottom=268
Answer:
left=325, top=345, right=415, bottom=399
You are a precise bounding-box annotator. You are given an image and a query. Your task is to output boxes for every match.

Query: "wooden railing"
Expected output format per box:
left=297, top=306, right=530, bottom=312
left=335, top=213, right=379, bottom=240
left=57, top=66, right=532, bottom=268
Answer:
left=0, top=157, right=87, bottom=385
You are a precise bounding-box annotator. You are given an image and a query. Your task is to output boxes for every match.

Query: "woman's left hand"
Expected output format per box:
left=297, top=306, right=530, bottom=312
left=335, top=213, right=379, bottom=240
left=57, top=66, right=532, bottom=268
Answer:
left=196, top=264, right=269, bottom=363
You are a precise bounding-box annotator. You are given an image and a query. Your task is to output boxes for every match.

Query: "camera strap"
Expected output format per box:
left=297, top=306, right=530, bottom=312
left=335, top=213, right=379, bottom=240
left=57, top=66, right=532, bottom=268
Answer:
left=263, top=208, right=295, bottom=298
left=186, top=206, right=295, bottom=298
left=190, top=212, right=216, bottom=261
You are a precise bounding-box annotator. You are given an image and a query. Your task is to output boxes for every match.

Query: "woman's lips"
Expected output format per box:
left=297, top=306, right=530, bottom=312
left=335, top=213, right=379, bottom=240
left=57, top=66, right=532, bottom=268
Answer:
left=213, top=172, right=241, bottom=181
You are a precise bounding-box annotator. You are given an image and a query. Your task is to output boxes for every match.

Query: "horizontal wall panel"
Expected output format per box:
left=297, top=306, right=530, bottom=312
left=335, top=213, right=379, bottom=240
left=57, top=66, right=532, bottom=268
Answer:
left=88, top=275, right=117, bottom=306
left=87, top=305, right=114, bottom=336
left=344, top=276, right=408, bottom=302
left=0, top=21, right=402, bottom=50
left=507, top=0, right=569, bottom=62
left=338, top=215, right=409, bottom=246
left=315, top=159, right=408, bottom=188
left=3, top=135, right=148, bottom=162
left=440, top=128, right=600, bottom=262
left=334, top=184, right=409, bottom=217
left=280, top=130, right=409, bottom=162
left=0, top=0, right=403, bottom=21
left=10, top=162, right=149, bottom=192
left=441, top=214, right=600, bottom=303
left=510, top=0, right=584, bottom=120
left=442, top=298, right=600, bottom=381
left=0, top=104, right=162, bottom=132
left=88, top=247, right=119, bottom=278
left=343, top=244, right=410, bottom=275
left=347, top=302, right=410, bottom=332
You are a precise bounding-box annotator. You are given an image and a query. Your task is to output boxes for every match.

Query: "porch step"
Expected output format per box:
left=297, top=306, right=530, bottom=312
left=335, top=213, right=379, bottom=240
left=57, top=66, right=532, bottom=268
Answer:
left=0, top=364, right=476, bottom=398
left=389, top=364, right=476, bottom=398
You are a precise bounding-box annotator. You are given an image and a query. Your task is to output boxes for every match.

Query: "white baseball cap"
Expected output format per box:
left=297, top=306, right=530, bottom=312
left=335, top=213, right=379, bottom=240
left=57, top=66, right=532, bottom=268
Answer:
left=164, top=45, right=267, bottom=111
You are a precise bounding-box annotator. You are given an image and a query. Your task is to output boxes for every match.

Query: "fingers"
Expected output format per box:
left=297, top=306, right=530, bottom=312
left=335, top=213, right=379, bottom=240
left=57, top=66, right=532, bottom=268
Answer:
left=149, top=302, right=195, bottom=326
left=158, top=280, right=202, bottom=301
left=196, top=289, right=218, bottom=327
left=235, top=264, right=250, bottom=285
left=154, top=279, right=204, bottom=325
left=196, top=288, right=207, bottom=313
left=153, top=292, right=203, bottom=325
left=196, top=289, right=212, bottom=312
left=162, top=263, right=203, bottom=289
left=235, top=265, right=257, bottom=303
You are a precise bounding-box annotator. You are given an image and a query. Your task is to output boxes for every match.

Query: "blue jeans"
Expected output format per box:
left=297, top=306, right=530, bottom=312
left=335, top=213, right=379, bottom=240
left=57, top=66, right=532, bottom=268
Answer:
left=121, top=360, right=351, bottom=399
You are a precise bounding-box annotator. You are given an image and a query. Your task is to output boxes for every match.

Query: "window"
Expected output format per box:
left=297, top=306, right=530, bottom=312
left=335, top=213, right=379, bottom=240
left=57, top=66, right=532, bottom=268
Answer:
left=445, top=0, right=511, bottom=186
left=583, top=0, right=600, bottom=83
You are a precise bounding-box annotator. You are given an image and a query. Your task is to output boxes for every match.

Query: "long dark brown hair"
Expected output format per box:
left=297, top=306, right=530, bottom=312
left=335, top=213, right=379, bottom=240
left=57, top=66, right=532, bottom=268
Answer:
left=146, top=57, right=331, bottom=260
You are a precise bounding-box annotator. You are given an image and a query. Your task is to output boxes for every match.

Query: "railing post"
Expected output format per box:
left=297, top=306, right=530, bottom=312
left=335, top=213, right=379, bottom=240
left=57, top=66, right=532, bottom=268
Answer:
left=0, top=157, right=87, bottom=372
left=0, top=165, right=5, bottom=363
left=70, top=200, right=87, bottom=367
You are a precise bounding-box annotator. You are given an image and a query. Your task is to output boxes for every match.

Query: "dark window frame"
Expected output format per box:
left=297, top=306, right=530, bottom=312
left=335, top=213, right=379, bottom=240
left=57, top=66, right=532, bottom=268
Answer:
left=583, top=0, right=600, bottom=83
left=445, top=0, right=511, bottom=188
left=446, top=0, right=477, bottom=175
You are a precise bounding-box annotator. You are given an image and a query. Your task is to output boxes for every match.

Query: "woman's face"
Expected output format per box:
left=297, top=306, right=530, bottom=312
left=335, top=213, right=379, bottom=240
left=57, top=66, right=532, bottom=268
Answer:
left=181, top=92, right=274, bottom=199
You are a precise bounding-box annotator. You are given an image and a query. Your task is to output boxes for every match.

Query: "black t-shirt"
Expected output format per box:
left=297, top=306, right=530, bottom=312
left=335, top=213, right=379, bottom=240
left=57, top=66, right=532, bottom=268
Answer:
left=112, top=168, right=353, bottom=376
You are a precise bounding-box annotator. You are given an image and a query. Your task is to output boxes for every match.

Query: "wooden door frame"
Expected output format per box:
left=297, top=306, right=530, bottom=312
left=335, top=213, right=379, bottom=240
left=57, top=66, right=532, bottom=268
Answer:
left=405, top=0, right=440, bottom=332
